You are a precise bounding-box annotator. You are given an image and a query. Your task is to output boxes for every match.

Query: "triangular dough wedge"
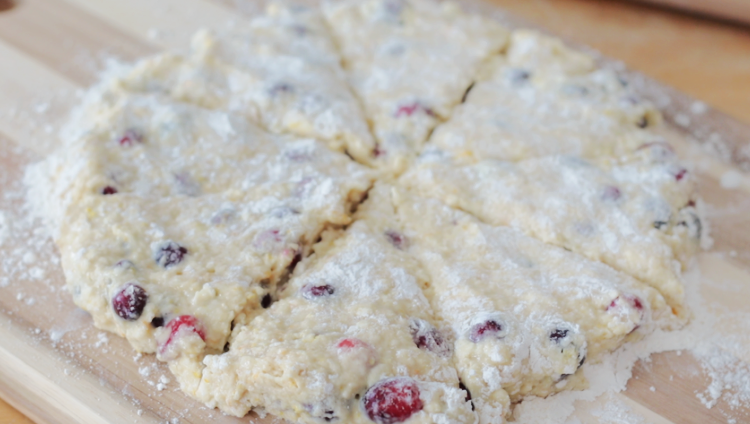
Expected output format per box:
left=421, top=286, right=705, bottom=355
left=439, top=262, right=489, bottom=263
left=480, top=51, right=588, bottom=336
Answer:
left=189, top=185, right=475, bottom=424
left=323, top=0, right=508, bottom=173
left=50, top=94, right=374, bottom=363
left=392, top=189, right=679, bottom=424
left=108, top=3, right=376, bottom=165
left=428, top=29, right=662, bottom=164
left=400, top=152, right=700, bottom=311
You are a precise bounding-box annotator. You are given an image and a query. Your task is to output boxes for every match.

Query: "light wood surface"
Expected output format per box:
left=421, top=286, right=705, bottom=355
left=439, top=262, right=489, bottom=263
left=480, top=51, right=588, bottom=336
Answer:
left=0, top=0, right=749, bottom=423
left=631, top=0, right=750, bottom=26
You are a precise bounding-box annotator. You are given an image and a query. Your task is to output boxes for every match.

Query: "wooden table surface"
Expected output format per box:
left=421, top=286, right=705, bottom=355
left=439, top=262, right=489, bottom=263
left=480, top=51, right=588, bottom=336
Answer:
left=1, top=0, right=749, bottom=423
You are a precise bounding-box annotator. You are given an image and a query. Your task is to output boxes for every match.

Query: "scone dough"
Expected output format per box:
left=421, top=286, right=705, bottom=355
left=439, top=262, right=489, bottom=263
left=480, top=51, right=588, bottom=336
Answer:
left=400, top=153, right=699, bottom=311
left=53, top=93, right=374, bottom=359
left=323, top=0, right=508, bottom=173
left=429, top=30, right=663, bottom=164
left=43, top=1, right=706, bottom=423
left=111, top=3, right=377, bottom=165
left=391, top=188, right=678, bottom=423
left=189, top=185, right=474, bottom=424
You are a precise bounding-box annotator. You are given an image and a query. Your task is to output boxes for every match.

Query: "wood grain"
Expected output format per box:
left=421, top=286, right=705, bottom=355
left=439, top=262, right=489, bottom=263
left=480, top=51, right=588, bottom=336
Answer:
left=629, top=0, right=750, bottom=26
left=0, top=0, right=749, bottom=423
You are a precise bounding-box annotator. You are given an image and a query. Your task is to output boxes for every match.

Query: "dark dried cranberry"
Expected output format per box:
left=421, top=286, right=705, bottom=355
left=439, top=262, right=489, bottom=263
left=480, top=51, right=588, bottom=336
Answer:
left=409, top=319, right=450, bottom=357
left=363, top=377, right=423, bottom=424
left=301, top=284, right=335, bottom=300
left=154, top=241, right=188, bottom=268
left=374, top=145, right=387, bottom=157
left=674, top=168, right=688, bottom=181
left=384, top=230, right=408, bottom=250
left=322, top=410, right=337, bottom=422
left=469, top=319, right=504, bottom=343
left=394, top=102, right=435, bottom=118
left=112, top=283, right=148, bottom=321
left=102, top=186, right=118, bottom=195
left=549, top=328, right=569, bottom=343
left=458, top=381, right=474, bottom=410
left=160, top=315, right=206, bottom=354
left=261, top=294, right=272, bottom=309
left=117, top=129, right=143, bottom=146
left=601, top=186, right=621, bottom=202
left=151, top=316, right=164, bottom=328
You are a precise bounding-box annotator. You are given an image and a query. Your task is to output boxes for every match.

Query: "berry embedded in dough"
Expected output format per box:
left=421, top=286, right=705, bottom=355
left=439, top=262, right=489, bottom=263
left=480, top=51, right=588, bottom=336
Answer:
left=53, top=94, right=374, bottom=362
left=190, top=185, right=473, bottom=424
left=322, top=0, right=509, bottom=173
left=400, top=154, right=698, bottom=311
left=111, top=3, right=377, bottom=166
left=429, top=29, right=662, bottom=164
left=42, top=0, right=704, bottom=422
left=392, top=191, right=679, bottom=423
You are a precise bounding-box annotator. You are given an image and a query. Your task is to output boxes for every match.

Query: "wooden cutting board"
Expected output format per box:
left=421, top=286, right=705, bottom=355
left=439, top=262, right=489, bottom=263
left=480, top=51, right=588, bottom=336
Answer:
left=1, top=0, right=749, bottom=423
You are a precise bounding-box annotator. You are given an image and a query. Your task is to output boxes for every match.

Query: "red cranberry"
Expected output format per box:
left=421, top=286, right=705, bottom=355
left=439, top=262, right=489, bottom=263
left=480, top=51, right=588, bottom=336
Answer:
left=608, top=294, right=644, bottom=311
left=601, top=186, right=621, bottom=202
left=160, top=315, right=206, bottom=353
left=363, top=377, right=423, bottom=424
left=674, top=169, right=688, bottom=181
left=301, top=284, right=335, bottom=300
left=336, top=338, right=367, bottom=351
left=607, top=294, right=645, bottom=333
left=112, top=283, right=148, bottom=321
left=254, top=229, right=283, bottom=251
left=409, top=319, right=450, bottom=357
left=394, top=102, right=435, bottom=118
left=374, top=146, right=387, bottom=157
left=154, top=241, right=188, bottom=268
left=384, top=230, right=408, bottom=250
left=102, top=186, right=118, bottom=195
left=469, top=319, right=504, bottom=343
left=117, top=129, right=143, bottom=146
